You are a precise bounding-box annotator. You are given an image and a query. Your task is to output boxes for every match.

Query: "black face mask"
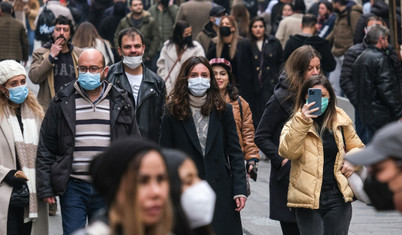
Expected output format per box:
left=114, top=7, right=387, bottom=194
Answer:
left=182, top=35, right=192, bottom=46
left=363, top=174, right=395, bottom=210
left=219, top=26, right=232, bottom=37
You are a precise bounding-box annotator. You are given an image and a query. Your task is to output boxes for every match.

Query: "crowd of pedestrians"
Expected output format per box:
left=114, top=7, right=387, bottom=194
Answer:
left=0, top=0, right=402, bottom=234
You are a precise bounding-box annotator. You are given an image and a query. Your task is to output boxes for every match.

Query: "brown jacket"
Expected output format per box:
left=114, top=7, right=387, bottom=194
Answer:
left=0, top=14, right=29, bottom=61
left=28, top=45, right=83, bottom=110
left=227, top=95, right=260, bottom=161
left=326, top=4, right=362, bottom=57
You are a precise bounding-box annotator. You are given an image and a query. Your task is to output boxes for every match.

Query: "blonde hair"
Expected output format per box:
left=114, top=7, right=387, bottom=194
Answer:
left=0, top=91, right=44, bottom=120
left=216, top=15, right=240, bottom=60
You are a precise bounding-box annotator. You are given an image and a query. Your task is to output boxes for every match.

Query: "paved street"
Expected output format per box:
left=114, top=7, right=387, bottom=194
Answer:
left=48, top=159, right=402, bottom=234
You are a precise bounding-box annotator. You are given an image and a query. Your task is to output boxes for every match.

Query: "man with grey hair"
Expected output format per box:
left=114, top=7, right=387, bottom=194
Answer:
left=352, top=24, right=402, bottom=142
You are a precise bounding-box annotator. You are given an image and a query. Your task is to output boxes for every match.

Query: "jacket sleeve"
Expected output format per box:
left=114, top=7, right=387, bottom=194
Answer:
left=321, top=40, right=336, bottom=73
left=376, top=57, right=402, bottom=118
left=223, top=105, right=247, bottom=196
left=340, top=47, right=358, bottom=107
left=239, top=98, right=260, bottom=162
left=114, top=21, right=124, bottom=49
left=278, top=112, right=312, bottom=160
left=159, top=113, right=174, bottom=148
left=274, top=20, right=286, bottom=49
left=21, top=25, right=29, bottom=61
left=28, top=49, right=53, bottom=84
left=36, top=100, right=59, bottom=199
left=146, top=18, right=161, bottom=59
left=254, top=97, right=287, bottom=169
left=156, top=45, right=167, bottom=79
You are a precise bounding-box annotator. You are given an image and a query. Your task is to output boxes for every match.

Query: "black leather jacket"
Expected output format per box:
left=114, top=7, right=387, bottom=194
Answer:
left=106, top=62, right=166, bottom=142
left=36, top=81, right=140, bottom=199
left=352, top=45, right=402, bottom=129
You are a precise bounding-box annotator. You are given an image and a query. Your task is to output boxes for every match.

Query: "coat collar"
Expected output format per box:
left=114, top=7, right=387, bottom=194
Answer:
left=0, top=116, right=16, bottom=164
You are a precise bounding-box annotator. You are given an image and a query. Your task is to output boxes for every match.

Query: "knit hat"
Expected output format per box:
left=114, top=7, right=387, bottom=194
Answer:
left=90, top=138, right=161, bottom=206
left=209, top=58, right=232, bottom=72
left=0, top=60, right=27, bottom=85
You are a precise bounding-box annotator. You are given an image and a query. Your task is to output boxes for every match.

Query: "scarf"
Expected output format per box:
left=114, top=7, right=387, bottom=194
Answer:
left=189, top=94, right=209, bottom=155
left=5, top=103, right=40, bottom=221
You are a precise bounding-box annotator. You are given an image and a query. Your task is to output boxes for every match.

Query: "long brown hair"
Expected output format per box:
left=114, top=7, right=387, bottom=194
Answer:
left=294, top=75, right=337, bottom=135
left=72, top=22, right=103, bottom=48
left=284, top=45, right=321, bottom=99
left=166, top=56, right=226, bottom=120
left=0, top=91, right=44, bottom=120
left=231, top=3, right=250, bottom=37
left=216, top=16, right=240, bottom=60
left=109, top=150, right=173, bottom=235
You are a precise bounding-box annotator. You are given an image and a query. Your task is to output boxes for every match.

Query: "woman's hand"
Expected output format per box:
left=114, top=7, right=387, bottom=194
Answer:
left=341, top=160, right=355, bottom=178
left=301, top=102, right=319, bottom=121
left=281, top=158, right=288, bottom=167
left=235, top=196, right=247, bottom=211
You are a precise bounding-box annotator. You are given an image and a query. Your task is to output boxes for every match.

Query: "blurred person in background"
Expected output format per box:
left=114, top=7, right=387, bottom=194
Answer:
left=163, top=149, right=215, bottom=235
left=24, top=0, right=40, bottom=56
left=0, top=60, right=48, bottom=235
left=157, top=20, right=205, bottom=94
left=0, top=1, right=29, bottom=63
left=317, top=1, right=336, bottom=39
left=271, top=2, right=293, bottom=36
left=72, top=22, right=114, bottom=66
left=275, top=0, right=305, bottom=48
left=247, top=16, right=283, bottom=128
left=231, top=3, right=250, bottom=37
left=196, top=4, right=226, bottom=53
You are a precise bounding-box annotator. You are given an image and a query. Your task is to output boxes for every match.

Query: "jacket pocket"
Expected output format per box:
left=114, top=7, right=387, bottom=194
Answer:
left=50, top=155, right=72, bottom=196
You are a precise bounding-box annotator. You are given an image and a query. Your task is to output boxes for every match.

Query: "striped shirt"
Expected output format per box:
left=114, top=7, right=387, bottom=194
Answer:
left=71, top=83, right=112, bottom=182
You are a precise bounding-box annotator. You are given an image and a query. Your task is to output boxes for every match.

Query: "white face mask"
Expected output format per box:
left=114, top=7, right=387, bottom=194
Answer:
left=188, top=77, right=210, bottom=97
left=181, top=180, right=216, bottom=229
left=123, top=55, right=142, bottom=69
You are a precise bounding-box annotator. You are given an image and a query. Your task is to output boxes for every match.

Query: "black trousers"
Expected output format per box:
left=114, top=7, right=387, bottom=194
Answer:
left=7, top=205, right=32, bottom=235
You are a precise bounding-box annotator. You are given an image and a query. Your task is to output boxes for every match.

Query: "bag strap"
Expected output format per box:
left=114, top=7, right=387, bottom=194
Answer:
left=237, top=97, right=243, bottom=122
left=164, top=52, right=183, bottom=82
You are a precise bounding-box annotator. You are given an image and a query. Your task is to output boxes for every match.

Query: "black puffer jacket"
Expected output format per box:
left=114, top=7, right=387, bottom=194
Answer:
left=36, top=81, right=140, bottom=199
left=352, top=46, right=402, bottom=130
left=106, top=62, right=166, bottom=142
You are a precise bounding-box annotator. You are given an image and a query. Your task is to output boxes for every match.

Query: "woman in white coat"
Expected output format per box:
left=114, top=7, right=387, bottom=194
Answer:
left=157, top=20, right=205, bottom=94
left=0, top=60, right=48, bottom=235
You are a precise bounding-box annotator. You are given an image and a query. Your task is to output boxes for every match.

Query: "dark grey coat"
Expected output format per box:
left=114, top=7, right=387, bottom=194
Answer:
left=159, top=104, right=247, bottom=235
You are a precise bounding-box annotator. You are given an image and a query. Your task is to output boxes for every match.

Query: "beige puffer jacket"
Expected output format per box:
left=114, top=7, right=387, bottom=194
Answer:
left=278, top=107, right=364, bottom=209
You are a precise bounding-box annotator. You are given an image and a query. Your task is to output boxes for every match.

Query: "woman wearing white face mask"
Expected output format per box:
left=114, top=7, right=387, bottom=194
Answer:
left=0, top=60, right=48, bottom=235
left=163, top=149, right=215, bottom=235
left=159, top=56, right=247, bottom=235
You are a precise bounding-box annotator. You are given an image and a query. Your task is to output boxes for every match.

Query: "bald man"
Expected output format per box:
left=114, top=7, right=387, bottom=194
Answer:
left=36, top=49, right=140, bottom=234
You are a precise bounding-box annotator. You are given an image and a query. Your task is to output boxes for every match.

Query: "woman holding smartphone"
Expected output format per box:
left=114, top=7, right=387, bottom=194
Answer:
left=278, top=75, right=364, bottom=234
left=255, top=45, right=320, bottom=235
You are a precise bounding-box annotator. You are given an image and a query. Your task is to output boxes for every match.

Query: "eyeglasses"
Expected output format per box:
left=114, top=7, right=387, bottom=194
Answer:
left=77, top=66, right=104, bottom=74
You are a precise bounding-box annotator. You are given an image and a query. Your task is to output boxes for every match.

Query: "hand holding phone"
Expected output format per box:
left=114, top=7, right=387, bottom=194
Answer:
left=307, top=88, right=322, bottom=116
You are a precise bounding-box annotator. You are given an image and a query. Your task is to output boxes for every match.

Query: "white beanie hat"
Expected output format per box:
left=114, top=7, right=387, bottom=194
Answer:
left=0, top=60, right=27, bottom=85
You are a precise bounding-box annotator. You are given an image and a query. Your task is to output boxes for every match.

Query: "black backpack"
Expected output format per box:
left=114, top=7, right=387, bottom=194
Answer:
left=35, top=4, right=55, bottom=41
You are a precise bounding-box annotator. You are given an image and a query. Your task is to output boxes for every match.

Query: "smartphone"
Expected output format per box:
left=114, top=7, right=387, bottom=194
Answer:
left=308, top=88, right=322, bottom=116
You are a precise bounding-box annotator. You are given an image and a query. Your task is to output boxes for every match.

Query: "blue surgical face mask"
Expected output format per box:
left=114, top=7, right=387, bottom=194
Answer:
left=6, top=85, right=29, bottom=104
left=78, top=72, right=102, bottom=90
left=214, top=17, right=222, bottom=26
left=188, top=77, right=210, bottom=96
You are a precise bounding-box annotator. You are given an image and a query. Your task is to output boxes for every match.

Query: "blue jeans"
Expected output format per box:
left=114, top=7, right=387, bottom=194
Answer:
left=59, top=178, right=105, bottom=235
left=294, top=186, right=352, bottom=235
left=354, top=110, right=375, bottom=144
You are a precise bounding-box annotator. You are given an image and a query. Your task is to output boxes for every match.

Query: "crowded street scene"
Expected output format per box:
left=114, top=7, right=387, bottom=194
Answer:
left=0, top=0, right=402, bottom=234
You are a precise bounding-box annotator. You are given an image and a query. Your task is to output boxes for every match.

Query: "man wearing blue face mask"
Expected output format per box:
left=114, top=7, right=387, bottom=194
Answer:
left=196, top=5, right=226, bottom=53
left=107, top=28, right=166, bottom=143
left=36, top=49, right=140, bottom=235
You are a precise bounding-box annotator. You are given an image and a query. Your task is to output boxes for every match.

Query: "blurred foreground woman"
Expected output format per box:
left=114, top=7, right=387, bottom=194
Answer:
left=0, top=60, right=48, bottom=235
left=76, top=138, right=172, bottom=235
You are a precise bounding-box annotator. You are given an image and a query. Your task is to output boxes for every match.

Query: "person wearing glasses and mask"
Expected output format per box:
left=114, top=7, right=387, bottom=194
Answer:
left=36, top=49, right=140, bottom=235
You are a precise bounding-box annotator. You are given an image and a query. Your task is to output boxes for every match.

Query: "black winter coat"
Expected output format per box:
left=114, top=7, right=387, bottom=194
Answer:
left=106, top=62, right=166, bottom=142
left=159, top=104, right=247, bottom=235
left=36, top=81, right=141, bottom=199
left=341, top=43, right=402, bottom=108
left=254, top=72, right=295, bottom=222
left=248, top=35, right=283, bottom=128
left=352, top=46, right=402, bottom=130
left=283, top=34, right=336, bottom=74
